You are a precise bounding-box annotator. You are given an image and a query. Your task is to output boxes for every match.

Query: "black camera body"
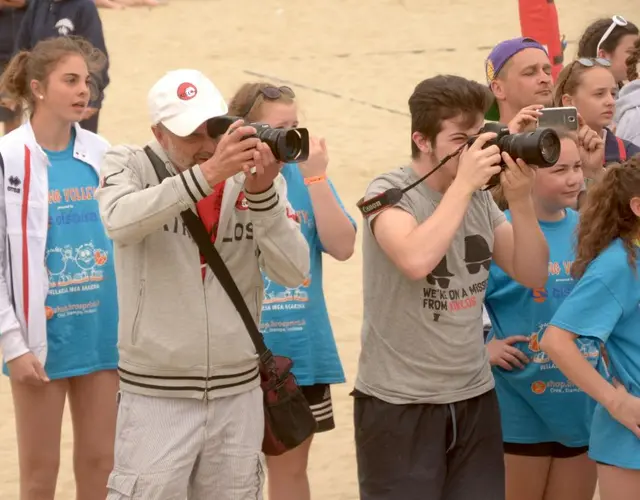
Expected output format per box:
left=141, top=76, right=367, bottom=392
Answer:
left=468, top=122, right=561, bottom=188
left=207, top=115, right=310, bottom=163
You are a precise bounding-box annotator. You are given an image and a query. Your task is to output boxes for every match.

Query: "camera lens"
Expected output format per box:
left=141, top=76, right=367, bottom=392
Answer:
left=499, top=128, right=561, bottom=168
left=283, top=130, right=304, bottom=161
left=539, top=130, right=561, bottom=164
left=255, top=125, right=310, bottom=163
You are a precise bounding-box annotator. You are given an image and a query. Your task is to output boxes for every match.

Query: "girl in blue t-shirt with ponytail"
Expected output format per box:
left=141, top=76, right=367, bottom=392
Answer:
left=0, top=37, right=118, bottom=499
left=485, top=127, right=601, bottom=500
left=542, top=154, right=640, bottom=500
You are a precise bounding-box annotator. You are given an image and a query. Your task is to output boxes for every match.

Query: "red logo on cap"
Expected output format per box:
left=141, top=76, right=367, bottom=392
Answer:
left=177, top=82, right=197, bottom=101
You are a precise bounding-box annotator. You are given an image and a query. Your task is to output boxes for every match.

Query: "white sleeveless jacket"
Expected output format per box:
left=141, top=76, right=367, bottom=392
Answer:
left=0, top=122, right=109, bottom=365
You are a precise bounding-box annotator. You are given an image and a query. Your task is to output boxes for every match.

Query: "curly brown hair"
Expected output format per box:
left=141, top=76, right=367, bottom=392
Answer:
left=0, top=36, right=106, bottom=110
left=572, top=154, right=640, bottom=279
left=626, top=36, right=640, bottom=81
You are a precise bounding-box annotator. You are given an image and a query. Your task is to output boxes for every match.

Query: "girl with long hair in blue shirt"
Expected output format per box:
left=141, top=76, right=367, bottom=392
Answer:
left=486, top=127, right=602, bottom=500
left=0, top=37, right=118, bottom=500
left=542, top=153, right=640, bottom=500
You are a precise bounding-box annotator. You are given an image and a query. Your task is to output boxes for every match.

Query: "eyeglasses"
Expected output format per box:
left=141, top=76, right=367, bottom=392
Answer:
left=596, top=15, right=628, bottom=55
left=557, top=58, right=612, bottom=99
left=241, top=85, right=295, bottom=117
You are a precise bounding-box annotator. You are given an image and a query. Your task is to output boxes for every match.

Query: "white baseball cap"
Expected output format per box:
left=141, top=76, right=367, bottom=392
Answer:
left=147, top=69, right=229, bottom=137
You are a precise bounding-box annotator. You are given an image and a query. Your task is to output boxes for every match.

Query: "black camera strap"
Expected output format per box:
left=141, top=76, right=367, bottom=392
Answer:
left=143, top=146, right=272, bottom=363
left=356, top=142, right=468, bottom=218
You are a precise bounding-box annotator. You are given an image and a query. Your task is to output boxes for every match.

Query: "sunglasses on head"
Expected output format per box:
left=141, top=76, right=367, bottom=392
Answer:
left=575, top=57, right=612, bottom=68
left=558, top=57, right=612, bottom=99
left=260, top=85, right=295, bottom=100
left=596, top=15, right=628, bottom=55
left=241, top=85, right=296, bottom=117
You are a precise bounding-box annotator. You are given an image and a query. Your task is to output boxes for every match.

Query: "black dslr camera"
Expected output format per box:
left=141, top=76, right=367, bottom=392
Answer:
left=207, top=115, right=310, bottom=163
left=469, top=122, right=561, bottom=188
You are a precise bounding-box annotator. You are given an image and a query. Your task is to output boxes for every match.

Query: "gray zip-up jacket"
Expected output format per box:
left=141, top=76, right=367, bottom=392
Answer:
left=95, top=141, right=310, bottom=399
left=614, top=80, right=640, bottom=149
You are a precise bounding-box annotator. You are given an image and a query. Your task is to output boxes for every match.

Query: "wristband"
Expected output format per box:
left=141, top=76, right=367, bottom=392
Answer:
left=304, top=174, right=327, bottom=186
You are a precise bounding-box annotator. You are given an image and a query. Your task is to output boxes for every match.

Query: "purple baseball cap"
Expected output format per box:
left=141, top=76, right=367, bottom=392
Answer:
left=485, top=37, right=548, bottom=121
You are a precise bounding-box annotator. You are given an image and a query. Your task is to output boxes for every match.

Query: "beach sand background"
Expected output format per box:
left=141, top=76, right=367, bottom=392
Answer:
left=0, top=0, right=638, bottom=497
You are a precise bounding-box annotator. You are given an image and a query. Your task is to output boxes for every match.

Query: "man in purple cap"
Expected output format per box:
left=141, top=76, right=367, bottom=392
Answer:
left=485, top=37, right=554, bottom=124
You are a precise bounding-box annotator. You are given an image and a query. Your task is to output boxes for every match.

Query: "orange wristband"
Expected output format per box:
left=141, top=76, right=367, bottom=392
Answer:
left=304, top=174, right=327, bottom=186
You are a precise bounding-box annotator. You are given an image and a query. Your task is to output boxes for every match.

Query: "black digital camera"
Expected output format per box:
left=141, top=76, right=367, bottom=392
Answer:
left=469, top=122, right=561, bottom=188
left=207, top=115, right=310, bottom=163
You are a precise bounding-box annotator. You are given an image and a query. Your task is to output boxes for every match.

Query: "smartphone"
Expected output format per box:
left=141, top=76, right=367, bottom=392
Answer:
left=538, top=107, right=579, bottom=131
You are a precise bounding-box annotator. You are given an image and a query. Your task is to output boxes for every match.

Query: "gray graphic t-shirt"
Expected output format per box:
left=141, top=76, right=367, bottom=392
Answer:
left=355, top=166, right=507, bottom=405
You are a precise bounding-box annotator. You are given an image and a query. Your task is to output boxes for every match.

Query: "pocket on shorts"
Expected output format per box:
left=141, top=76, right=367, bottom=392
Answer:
left=224, top=451, right=266, bottom=500
left=250, top=451, right=266, bottom=498
left=106, top=472, right=138, bottom=499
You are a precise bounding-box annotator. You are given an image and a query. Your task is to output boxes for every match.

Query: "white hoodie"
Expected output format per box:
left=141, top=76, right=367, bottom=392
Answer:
left=614, top=80, right=640, bottom=149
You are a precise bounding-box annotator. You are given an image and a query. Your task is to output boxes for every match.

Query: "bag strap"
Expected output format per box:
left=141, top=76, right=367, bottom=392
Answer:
left=616, top=136, right=627, bottom=162
left=143, top=146, right=271, bottom=361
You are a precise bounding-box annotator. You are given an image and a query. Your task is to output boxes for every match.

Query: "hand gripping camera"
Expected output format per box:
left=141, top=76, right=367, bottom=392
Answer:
left=207, top=115, right=310, bottom=163
left=356, top=122, right=562, bottom=217
left=470, top=122, right=562, bottom=188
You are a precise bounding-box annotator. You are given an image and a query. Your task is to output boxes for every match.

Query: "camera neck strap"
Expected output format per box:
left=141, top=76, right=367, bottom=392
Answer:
left=356, top=142, right=468, bottom=218
left=142, top=146, right=272, bottom=364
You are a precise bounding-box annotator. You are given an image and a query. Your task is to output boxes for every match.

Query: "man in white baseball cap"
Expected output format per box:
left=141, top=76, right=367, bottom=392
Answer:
left=96, top=69, right=310, bottom=499
left=147, top=68, right=229, bottom=137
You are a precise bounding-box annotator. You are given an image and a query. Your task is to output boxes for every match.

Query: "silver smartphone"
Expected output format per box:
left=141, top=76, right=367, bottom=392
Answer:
left=538, top=106, right=579, bottom=131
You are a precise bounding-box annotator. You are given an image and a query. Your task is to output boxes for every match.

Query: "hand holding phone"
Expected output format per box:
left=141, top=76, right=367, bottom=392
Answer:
left=537, top=107, right=579, bottom=131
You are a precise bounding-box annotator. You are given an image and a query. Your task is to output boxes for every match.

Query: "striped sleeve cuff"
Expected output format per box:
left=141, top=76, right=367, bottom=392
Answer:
left=244, top=184, right=281, bottom=215
left=175, top=164, right=214, bottom=206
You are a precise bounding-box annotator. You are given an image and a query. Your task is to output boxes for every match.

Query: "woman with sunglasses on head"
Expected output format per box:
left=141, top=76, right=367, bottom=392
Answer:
left=485, top=126, right=601, bottom=500
left=553, top=57, right=640, bottom=170
left=577, top=16, right=639, bottom=86
left=227, top=83, right=356, bottom=500
left=540, top=154, right=640, bottom=500
left=614, top=38, right=640, bottom=148
left=0, top=37, right=118, bottom=499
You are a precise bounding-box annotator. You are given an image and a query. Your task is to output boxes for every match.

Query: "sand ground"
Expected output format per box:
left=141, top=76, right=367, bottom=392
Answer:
left=1, top=0, right=638, bottom=497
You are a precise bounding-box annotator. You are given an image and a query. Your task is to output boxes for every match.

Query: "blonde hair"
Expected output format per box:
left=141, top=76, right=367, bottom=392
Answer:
left=227, top=82, right=295, bottom=121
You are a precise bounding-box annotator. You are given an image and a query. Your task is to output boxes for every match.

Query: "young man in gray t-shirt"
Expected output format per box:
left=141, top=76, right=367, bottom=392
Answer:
left=353, top=75, right=549, bottom=500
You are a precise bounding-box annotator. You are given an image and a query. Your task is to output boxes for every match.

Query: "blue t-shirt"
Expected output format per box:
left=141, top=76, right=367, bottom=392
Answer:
left=259, top=164, right=355, bottom=386
left=41, top=131, right=118, bottom=379
left=485, top=209, right=598, bottom=446
left=550, top=239, right=640, bottom=469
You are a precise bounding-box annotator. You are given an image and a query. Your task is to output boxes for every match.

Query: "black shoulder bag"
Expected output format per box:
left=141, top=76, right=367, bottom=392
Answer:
left=143, top=147, right=317, bottom=456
